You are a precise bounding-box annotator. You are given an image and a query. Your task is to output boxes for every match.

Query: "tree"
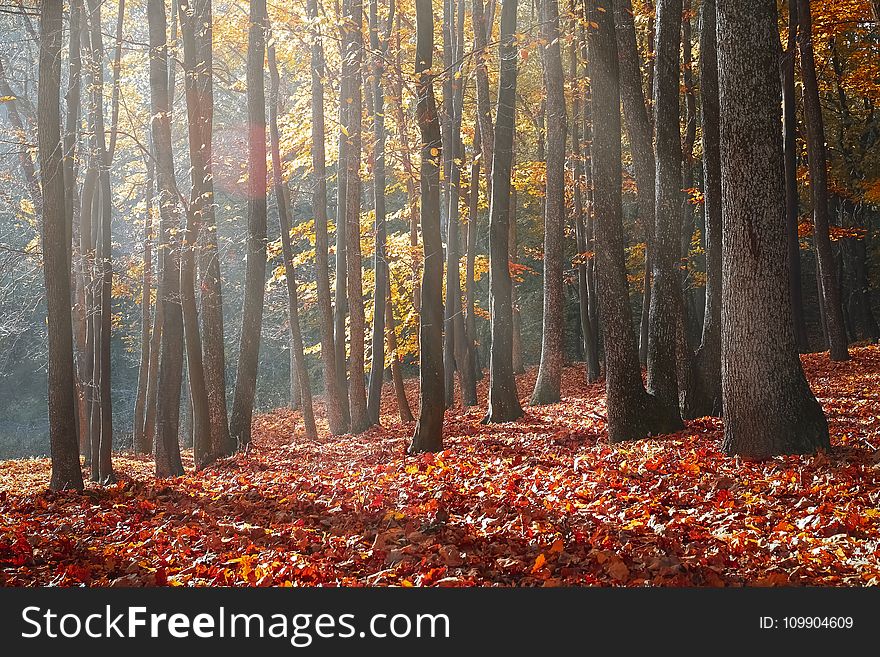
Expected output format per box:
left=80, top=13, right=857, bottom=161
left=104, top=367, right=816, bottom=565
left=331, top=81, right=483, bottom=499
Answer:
left=483, top=0, right=523, bottom=424
left=132, top=158, right=154, bottom=455
left=148, top=0, right=186, bottom=477
left=586, top=0, right=681, bottom=443
left=39, top=0, right=84, bottom=491
left=797, top=0, right=850, bottom=362
left=717, top=0, right=829, bottom=458
left=531, top=0, right=566, bottom=405
left=307, top=0, right=346, bottom=436
left=267, top=26, right=318, bottom=442
left=681, top=0, right=722, bottom=419
left=645, top=0, right=684, bottom=430
left=229, top=0, right=269, bottom=449
left=409, top=0, right=445, bottom=453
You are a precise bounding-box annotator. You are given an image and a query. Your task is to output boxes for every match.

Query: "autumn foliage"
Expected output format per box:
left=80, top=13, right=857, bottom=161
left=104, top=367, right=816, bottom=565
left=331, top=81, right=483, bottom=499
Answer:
left=3, top=346, right=880, bottom=587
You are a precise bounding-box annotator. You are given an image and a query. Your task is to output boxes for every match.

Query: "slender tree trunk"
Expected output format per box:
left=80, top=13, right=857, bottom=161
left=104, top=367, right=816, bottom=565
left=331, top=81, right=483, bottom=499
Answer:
left=586, top=0, right=681, bottom=443
left=148, top=0, right=185, bottom=477
left=133, top=159, right=154, bottom=453
left=465, top=122, right=483, bottom=381
left=509, top=187, right=524, bottom=376
left=267, top=33, right=318, bottom=442
left=472, top=0, right=495, bottom=196
left=681, top=0, right=722, bottom=419
left=645, top=0, right=685, bottom=430
left=614, top=0, right=655, bottom=366
left=483, top=0, right=523, bottom=424
left=86, top=0, right=115, bottom=483
left=531, top=0, right=566, bottom=405
left=106, top=0, right=124, bottom=162
left=386, top=276, right=414, bottom=422
left=40, top=0, right=84, bottom=491
left=0, top=60, right=41, bottom=215
left=229, top=0, right=269, bottom=448
left=782, top=0, right=809, bottom=353
left=409, top=0, right=445, bottom=453
left=797, top=0, right=849, bottom=362
left=717, top=0, right=829, bottom=458
left=307, top=0, right=346, bottom=436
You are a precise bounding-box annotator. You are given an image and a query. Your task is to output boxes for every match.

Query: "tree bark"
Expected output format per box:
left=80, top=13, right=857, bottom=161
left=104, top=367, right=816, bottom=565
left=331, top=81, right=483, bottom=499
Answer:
left=717, top=0, right=829, bottom=458
left=782, top=0, right=809, bottom=353
left=386, top=276, right=414, bottom=422
left=409, top=0, right=445, bottom=453
left=531, top=0, right=566, bottom=405
left=681, top=0, right=722, bottom=419
left=307, top=0, right=346, bottom=436
left=645, top=0, right=685, bottom=430
left=133, top=158, right=154, bottom=454
left=40, top=0, right=84, bottom=491
left=229, top=0, right=269, bottom=448
left=797, top=0, right=849, bottom=362
left=148, top=0, right=185, bottom=477
left=586, top=0, right=681, bottom=443
left=483, top=0, right=523, bottom=423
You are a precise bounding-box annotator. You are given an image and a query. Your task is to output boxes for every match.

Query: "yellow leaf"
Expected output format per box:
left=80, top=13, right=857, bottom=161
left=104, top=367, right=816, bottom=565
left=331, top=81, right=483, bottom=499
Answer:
left=531, top=553, right=547, bottom=573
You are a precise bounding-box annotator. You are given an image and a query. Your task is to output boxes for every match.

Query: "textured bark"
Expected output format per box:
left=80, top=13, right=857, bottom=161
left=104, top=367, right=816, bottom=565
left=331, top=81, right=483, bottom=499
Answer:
left=614, top=0, right=655, bottom=366
left=645, top=0, right=685, bottom=430
left=85, top=0, right=115, bottom=483
left=148, top=0, right=185, bottom=477
left=133, top=159, right=154, bottom=454
left=229, top=0, right=269, bottom=448
left=717, top=0, right=829, bottom=458
left=586, top=0, right=680, bottom=443
left=39, top=0, right=84, bottom=491
left=409, top=0, right=445, bottom=453
left=681, top=0, right=722, bottom=419
left=367, top=0, right=395, bottom=424
left=307, top=0, right=346, bottom=436
left=531, top=0, right=566, bottom=405
left=797, top=0, right=849, bottom=362
left=267, top=34, right=318, bottom=442
left=782, top=0, right=809, bottom=352
left=483, top=0, right=524, bottom=423
left=178, top=0, right=212, bottom=468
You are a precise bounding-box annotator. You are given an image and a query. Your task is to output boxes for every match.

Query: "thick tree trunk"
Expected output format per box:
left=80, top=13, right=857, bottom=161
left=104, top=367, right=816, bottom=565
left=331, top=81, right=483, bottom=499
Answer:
left=717, top=0, right=829, bottom=458
left=409, top=0, right=445, bottom=453
left=133, top=159, right=154, bottom=454
left=229, top=0, right=269, bottom=448
left=797, top=0, right=849, bottom=362
left=39, top=0, right=84, bottom=491
left=531, top=0, right=566, bottom=405
left=614, top=0, right=655, bottom=366
left=483, top=0, right=524, bottom=423
left=307, top=0, right=346, bottom=436
left=86, top=0, right=115, bottom=483
left=148, top=0, right=185, bottom=477
left=681, top=0, right=722, bottom=419
left=586, top=0, right=681, bottom=443
left=782, top=0, right=809, bottom=353
left=267, top=34, right=318, bottom=442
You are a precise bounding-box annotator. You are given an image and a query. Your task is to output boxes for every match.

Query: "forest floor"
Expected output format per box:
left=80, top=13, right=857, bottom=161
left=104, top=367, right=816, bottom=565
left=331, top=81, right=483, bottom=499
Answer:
left=2, top=347, right=880, bottom=587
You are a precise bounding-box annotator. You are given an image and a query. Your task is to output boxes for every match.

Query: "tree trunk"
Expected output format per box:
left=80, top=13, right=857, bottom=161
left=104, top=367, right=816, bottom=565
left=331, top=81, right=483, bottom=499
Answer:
left=229, top=0, right=269, bottom=448
left=472, top=0, right=495, bottom=197
left=465, top=122, right=483, bottom=381
left=267, top=32, right=318, bottom=442
left=717, top=0, right=829, bottom=458
left=645, top=0, right=685, bottom=430
left=681, top=0, right=722, bottom=419
left=782, top=0, right=809, bottom=352
left=132, top=158, right=154, bottom=454
left=531, top=0, right=566, bottom=405
left=39, top=0, right=84, bottom=491
left=483, top=0, right=524, bottom=423
left=85, top=0, right=115, bottom=483
left=307, top=0, right=346, bottom=436
left=797, top=0, right=849, bottom=362
left=148, top=0, right=185, bottom=477
left=586, top=0, right=681, bottom=443
left=409, top=0, right=445, bottom=453
left=509, top=187, right=524, bottom=376
left=0, top=59, right=42, bottom=215
left=386, top=276, right=414, bottom=422
left=614, top=0, right=655, bottom=367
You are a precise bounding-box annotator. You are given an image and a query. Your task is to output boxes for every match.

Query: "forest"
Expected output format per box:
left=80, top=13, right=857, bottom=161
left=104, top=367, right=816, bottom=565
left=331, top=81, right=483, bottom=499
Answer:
left=0, top=0, right=879, bottom=587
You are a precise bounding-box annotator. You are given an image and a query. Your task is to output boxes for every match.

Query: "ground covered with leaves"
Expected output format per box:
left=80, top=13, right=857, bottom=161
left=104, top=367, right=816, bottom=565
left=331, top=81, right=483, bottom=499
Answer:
left=2, top=347, right=880, bottom=587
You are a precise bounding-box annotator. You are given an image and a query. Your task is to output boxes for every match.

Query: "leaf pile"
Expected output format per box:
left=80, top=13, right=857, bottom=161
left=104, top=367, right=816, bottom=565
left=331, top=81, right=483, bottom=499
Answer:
left=2, top=347, right=879, bottom=586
